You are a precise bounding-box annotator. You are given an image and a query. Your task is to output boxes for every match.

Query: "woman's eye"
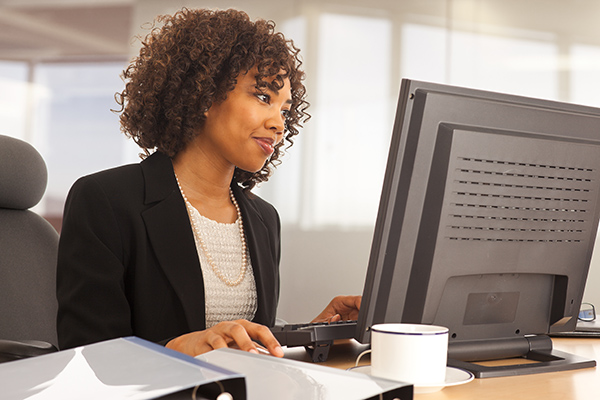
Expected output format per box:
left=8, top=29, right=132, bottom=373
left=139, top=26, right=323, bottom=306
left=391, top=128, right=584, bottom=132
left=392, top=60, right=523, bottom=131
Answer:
left=256, top=93, right=270, bottom=103
left=281, top=109, right=291, bottom=119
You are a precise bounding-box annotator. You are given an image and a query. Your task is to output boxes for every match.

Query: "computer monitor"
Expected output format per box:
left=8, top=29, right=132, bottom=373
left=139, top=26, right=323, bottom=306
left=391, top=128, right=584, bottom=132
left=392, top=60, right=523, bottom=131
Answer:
left=355, top=79, right=600, bottom=377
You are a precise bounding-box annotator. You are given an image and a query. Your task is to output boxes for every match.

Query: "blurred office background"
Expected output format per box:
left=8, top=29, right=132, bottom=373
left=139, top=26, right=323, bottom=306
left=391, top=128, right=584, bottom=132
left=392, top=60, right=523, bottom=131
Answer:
left=1, top=0, right=599, bottom=322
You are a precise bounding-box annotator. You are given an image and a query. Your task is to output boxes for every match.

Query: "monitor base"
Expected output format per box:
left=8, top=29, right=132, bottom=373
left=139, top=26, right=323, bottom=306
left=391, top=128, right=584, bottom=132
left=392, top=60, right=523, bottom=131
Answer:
left=448, top=349, right=596, bottom=378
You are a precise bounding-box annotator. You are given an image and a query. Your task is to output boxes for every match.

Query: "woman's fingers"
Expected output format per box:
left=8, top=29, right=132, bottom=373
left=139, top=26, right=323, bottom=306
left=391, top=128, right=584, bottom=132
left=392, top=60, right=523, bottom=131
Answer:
left=311, top=295, right=362, bottom=323
left=221, top=321, right=261, bottom=353
left=204, top=326, right=234, bottom=350
left=175, top=320, right=284, bottom=357
left=243, top=322, right=284, bottom=357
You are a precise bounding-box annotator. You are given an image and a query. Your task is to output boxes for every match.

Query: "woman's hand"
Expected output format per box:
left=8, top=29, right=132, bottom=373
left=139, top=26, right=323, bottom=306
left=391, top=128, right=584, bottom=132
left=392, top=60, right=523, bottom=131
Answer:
left=165, top=319, right=284, bottom=357
left=311, top=295, right=362, bottom=323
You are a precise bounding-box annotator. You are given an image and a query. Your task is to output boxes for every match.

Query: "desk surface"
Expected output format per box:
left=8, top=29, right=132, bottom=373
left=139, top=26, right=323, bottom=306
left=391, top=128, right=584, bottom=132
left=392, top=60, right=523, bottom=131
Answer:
left=284, top=337, right=600, bottom=399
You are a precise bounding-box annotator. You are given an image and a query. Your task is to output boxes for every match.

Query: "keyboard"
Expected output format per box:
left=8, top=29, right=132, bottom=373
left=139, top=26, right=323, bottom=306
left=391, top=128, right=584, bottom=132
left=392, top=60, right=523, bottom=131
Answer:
left=270, top=320, right=358, bottom=362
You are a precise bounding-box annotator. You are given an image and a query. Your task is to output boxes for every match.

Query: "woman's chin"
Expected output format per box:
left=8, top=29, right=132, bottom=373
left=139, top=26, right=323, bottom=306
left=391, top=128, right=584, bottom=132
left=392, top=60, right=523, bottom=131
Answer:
left=237, top=161, right=270, bottom=174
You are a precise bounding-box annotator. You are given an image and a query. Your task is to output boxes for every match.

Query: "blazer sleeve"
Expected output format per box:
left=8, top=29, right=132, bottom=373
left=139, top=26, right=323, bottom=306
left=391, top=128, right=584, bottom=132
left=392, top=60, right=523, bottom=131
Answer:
left=56, top=175, right=133, bottom=350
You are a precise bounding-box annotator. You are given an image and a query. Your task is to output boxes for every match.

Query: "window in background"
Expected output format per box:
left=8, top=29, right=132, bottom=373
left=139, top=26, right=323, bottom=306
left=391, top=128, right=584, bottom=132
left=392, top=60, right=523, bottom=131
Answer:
left=401, top=23, right=559, bottom=100
left=0, top=61, right=29, bottom=140
left=401, top=23, right=447, bottom=83
left=309, top=13, right=393, bottom=228
left=449, top=30, right=559, bottom=100
left=32, top=61, right=134, bottom=216
left=570, top=44, right=600, bottom=108
left=299, top=13, right=562, bottom=229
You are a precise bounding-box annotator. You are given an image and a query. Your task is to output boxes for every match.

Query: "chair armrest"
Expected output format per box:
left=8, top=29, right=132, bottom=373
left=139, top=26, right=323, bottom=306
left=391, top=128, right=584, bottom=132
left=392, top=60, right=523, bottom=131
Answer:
left=0, top=339, right=58, bottom=363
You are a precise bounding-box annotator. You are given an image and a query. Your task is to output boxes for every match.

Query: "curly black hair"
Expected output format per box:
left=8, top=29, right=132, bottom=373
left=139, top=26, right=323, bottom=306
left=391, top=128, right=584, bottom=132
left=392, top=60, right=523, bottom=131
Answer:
left=115, top=8, right=309, bottom=190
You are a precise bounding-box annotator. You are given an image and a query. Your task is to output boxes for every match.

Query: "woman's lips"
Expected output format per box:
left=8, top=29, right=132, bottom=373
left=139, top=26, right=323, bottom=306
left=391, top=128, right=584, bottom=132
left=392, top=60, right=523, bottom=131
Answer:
left=254, top=137, right=275, bottom=155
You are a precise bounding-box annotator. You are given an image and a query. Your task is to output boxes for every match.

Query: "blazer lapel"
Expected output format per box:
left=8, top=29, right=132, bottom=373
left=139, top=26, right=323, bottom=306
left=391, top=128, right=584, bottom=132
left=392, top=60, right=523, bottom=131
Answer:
left=140, top=153, right=207, bottom=331
left=233, top=184, right=279, bottom=326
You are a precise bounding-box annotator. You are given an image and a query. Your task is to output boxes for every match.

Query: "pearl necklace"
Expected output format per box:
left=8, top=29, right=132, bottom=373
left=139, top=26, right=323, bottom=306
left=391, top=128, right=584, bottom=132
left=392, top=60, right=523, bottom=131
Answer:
left=175, top=176, right=248, bottom=287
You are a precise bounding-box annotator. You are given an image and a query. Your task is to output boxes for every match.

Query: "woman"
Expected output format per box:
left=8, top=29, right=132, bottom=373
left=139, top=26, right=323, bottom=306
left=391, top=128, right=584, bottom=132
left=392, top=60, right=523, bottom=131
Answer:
left=56, top=8, right=360, bottom=357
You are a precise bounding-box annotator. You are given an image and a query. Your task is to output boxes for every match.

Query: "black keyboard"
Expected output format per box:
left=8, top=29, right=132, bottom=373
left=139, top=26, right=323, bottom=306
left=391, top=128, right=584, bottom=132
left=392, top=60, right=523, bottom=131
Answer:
left=270, top=320, right=358, bottom=362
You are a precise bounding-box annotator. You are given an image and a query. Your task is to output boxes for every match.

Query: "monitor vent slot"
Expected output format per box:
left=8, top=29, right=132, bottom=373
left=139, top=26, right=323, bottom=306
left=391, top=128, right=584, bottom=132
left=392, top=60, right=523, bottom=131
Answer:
left=445, top=156, right=595, bottom=243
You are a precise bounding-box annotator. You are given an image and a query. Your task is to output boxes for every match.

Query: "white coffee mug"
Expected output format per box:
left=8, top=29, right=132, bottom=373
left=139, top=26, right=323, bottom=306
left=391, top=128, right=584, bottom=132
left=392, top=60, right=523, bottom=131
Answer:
left=370, top=323, right=449, bottom=387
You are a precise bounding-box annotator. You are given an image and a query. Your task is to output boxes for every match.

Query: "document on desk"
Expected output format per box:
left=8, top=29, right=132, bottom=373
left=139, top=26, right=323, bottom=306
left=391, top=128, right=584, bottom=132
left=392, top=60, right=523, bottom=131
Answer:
left=0, top=337, right=245, bottom=400
left=198, top=348, right=412, bottom=400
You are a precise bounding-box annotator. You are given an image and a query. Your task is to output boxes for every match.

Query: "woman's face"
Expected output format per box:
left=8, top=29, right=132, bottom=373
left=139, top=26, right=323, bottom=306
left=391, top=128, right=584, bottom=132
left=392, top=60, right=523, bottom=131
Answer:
left=197, top=69, right=292, bottom=174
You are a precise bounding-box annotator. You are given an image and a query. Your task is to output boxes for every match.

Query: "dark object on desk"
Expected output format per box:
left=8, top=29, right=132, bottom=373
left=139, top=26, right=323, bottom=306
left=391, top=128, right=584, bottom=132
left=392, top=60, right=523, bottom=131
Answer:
left=271, top=320, right=358, bottom=362
left=0, top=135, right=59, bottom=363
left=352, top=79, right=600, bottom=377
left=578, top=302, right=596, bottom=322
left=0, top=340, right=57, bottom=363
left=550, top=331, right=600, bottom=338
left=550, top=319, right=600, bottom=338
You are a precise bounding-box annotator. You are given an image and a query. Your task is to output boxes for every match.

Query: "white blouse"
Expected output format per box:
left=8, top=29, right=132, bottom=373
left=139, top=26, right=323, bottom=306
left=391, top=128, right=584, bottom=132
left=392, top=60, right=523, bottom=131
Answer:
left=186, top=205, right=258, bottom=328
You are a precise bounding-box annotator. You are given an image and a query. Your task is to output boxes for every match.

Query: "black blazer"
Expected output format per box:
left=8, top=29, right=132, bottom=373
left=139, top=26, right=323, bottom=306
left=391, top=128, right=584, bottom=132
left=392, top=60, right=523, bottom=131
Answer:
left=56, top=152, right=280, bottom=350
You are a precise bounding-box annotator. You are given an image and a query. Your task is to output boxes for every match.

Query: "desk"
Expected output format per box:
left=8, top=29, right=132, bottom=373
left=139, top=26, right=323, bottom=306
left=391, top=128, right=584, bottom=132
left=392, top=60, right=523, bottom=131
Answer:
left=284, top=338, right=600, bottom=399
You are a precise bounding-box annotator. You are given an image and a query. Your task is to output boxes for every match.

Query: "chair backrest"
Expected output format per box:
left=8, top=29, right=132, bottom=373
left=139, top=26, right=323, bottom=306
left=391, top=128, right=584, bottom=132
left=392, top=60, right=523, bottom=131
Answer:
left=0, top=135, right=59, bottom=349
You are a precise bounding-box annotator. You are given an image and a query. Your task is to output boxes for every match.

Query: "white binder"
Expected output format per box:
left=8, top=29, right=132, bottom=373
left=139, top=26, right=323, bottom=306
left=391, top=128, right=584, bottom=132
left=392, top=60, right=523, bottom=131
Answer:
left=198, top=348, right=412, bottom=400
left=0, top=337, right=245, bottom=399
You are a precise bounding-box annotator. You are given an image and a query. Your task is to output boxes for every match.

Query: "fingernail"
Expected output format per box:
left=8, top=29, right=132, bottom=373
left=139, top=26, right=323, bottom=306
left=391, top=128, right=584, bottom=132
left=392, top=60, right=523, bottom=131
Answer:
left=274, top=346, right=284, bottom=357
left=249, top=348, right=259, bottom=354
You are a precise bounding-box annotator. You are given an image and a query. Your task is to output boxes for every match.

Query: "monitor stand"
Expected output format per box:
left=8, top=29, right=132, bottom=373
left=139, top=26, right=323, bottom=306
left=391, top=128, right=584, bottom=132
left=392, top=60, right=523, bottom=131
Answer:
left=447, top=335, right=596, bottom=378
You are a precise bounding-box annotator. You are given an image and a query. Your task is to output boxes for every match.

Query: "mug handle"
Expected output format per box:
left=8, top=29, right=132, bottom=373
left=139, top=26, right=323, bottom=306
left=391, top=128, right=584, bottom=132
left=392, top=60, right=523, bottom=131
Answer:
left=355, top=349, right=372, bottom=367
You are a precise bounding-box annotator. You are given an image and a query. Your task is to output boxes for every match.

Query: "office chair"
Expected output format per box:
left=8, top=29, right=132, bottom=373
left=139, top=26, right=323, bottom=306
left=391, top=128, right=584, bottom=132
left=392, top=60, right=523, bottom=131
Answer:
left=0, top=135, right=59, bottom=362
